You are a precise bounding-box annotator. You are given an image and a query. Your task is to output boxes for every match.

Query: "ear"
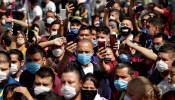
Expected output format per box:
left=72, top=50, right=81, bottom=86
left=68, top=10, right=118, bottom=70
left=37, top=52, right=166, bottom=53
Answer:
left=155, top=26, right=160, bottom=33
left=20, top=60, right=25, bottom=67
left=130, top=47, right=136, bottom=55
left=80, top=80, right=83, bottom=88
left=43, top=57, right=47, bottom=67
left=92, top=50, right=94, bottom=56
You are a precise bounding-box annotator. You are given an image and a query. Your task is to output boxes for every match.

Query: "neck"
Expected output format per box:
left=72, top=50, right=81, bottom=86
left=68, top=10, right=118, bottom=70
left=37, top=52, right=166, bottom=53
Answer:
left=12, top=70, right=22, bottom=79
left=81, top=62, right=92, bottom=67
left=57, top=52, right=64, bottom=62
left=160, top=70, right=170, bottom=78
left=123, top=33, right=132, bottom=39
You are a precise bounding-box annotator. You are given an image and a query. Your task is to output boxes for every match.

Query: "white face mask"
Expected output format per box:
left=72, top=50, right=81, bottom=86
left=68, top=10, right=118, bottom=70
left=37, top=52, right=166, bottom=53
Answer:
left=3, top=0, right=9, bottom=6
left=169, top=84, right=175, bottom=90
left=11, top=64, right=18, bottom=75
left=52, top=48, right=63, bottom=57
left=17, top=39, right=25, bottom=45
left=34, top=86, right=51, bottom=95
left=0, top=72, right=7, bottom=80
left=34, top=27, right=40, bottom=33
left=51, top=31, right=57, bottom=36
left=126, top=2, right=130, bottom=6
left=61, top=86, right=77, bottom=99
left=47, top=18, right=54, bottom=24
left=94, top=21, right=100, bottom=26
left=1, top=19, right=6, bottom=25
left=124, top=94, right=131, bottom=100
left=156, top=61, right=169, bottom=72
left=110, top=16, right=115, bottom=20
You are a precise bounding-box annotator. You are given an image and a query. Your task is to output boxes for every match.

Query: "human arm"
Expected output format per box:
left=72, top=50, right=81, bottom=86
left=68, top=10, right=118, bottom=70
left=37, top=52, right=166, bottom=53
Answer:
left=22, top=12, right=27, bottom=22
left=103, top=2, right=110, bottom=26
left=153, top=7, right=164, bottom=14
left=6, top=18, right=32, bottom=27
left=81, top=9, right=88, bottom=17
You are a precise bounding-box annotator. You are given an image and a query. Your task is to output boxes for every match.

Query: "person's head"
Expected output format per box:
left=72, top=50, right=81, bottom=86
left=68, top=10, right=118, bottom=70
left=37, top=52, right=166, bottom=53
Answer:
left=148, top=12, right=158, bottom=18
left=156, top=44, right=175, bottom=73
left=49, top=35, right=64, bottom=58
left=26, top=44, right=46, bottom=74
left=81, top=73, right=99, bottom=100
left=121, top=18, right=133, bottom=36
left=99, top=10, right=105, bottom=21
left=148, top=18, right=165, bottom=37
left=34, top=67, right=55, bottom=96
left=152, top=32, right=168, bottom=53
left=3, top=83, right=23, bottom=100
left=109, top=9, right=120, bottom=21
left=108, top=19, right=119, bottom=34
left=114, top=63, right=135, bottom=91
left=91, top=26, right=97, bottom=40
left=125, top=76, right=161, bottom=100
left=30, top=0, right=38, bottom=6
left=167, top=35, right=175, bottom=46
left=45, top=0, right=51, bottom=4
left=46, top=11, right=56, bottom=25
left=104, top=47, right=115, bottom=63
left=16, top=30, right=26, bottom=46
left=1, top=33, right=12, bottom=50
left=141, top=13, right=151, bottom=29
left=0, top=51, right=11, bottom=88
left=50, top=21, right=60, bottom=36
left=92, top=15, right=100, bottom=27
left=133, top=31, right=147, bottom=47
left=70, top=17, right=82, bottom=34
left=61, top=65, right=82, bottom=100
left=77, top=25, right=92, bottom=41
left=0, top=14, right=7, bottom=26
left=159, top=1, right=167, bottom=9
left=96, top=25, right=110, bottom=44
left=76, top=39, right=94, bottom=66
left=81, top=18, right=90, bottom=26
left=112, top=2, right=121, bottom=10
left=15, top=0, right=21, bottom=6
left=8, top=49, right=24, bottom=75
left=36, top=91, right=62, bottom=100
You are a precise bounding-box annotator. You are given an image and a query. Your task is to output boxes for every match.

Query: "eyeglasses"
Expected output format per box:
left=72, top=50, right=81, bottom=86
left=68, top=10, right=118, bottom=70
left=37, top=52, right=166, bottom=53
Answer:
left=108, top=25, right=116, bottom=29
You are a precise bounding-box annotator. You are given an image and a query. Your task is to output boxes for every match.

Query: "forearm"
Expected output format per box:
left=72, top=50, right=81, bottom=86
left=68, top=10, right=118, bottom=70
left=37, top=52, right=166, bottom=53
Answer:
left=59, top=26, right=64, bottom=36
left=11, top=19, right=30, bottom=27
left=38, top=40, right=54, bottom=49
left=22, top=13, right=27, bottom=22
left=154, top=7, right=164, bottom=14
left=81, top=10, right=88, bottom=17
left=98, top=60, right=110, bottom=74
left=103, top=10, right=109, bottom=26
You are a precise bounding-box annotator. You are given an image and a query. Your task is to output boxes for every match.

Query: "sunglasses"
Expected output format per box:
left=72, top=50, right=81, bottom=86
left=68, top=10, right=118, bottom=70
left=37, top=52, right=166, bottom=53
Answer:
left=108, top=25, right=116, bottom=29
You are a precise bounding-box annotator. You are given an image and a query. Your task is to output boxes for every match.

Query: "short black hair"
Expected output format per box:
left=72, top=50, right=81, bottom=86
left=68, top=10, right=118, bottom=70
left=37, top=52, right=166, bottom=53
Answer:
left=96, top=25, right=110, bottom=35
left=82, top=73, right=100, bottom=89
left=115, top=63, right=134, bottom=76
left=153, top=32, right=168, bottom=43
left=82, top=18, right=89, bottom=25
left=36, top=91, right=62, bottom=100
left=148, top=18, right=165, bottom=32
left=50, top=20, right=60, bottom=29
left=62, top=65, right=82, bottom=81
left=78, top=25, right=92, bottom=35
left=134, top=31, right=147, bottom=46
left=168, top=35, right=175, bottom=45
left=35, top=67, right=55, bottom=85
left=1, top=33, right=11, bottom=47
left=158, top=44, right=175, bottom=59
left=26, top=44, right=46, bottom=58
left=8, top=49, right=24, bottom=62
left=48, top=35, right=62, bottom=41
left=0, top=51, right=11, bottom=67
left=109, top=19, right=119, bottom=30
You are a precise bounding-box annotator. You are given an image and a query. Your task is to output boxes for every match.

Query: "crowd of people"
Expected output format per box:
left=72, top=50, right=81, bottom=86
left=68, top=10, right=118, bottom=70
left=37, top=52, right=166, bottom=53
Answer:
left=0, top=0, right=174, bottom=100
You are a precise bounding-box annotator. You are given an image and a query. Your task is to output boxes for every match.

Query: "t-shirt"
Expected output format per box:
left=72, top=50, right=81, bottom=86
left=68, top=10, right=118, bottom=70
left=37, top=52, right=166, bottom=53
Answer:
left=32, top=5, right=43, bottom=21
left=81, top=63, right=94, bottom=75
left=45, top=1, right=56, bottom=13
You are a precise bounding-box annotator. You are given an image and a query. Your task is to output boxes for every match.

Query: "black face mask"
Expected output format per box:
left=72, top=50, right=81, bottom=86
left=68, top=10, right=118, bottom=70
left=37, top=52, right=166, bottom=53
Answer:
left=104, top=58, right=111, bottom=64
left=81, top=90, right=97, bottom=100
left=121, top=27, right=131, bottom=36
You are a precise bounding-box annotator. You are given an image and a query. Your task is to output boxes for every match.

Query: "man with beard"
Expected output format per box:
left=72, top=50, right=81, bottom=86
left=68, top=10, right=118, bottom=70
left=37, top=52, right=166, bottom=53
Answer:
left=0, top=51, right=22, bottom=99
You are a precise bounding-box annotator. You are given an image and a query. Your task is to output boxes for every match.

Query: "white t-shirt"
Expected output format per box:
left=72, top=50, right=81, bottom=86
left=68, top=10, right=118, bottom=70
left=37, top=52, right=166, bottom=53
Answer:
left=81, top=63, right=93, bottom=75
left=45, top=1, right=56, bottom=13
left=32, top=5, right=43, bottom=21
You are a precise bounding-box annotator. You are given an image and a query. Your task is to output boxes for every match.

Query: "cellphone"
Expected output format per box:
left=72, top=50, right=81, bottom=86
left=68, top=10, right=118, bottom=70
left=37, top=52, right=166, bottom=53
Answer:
left=69, top=0, right=74, bottom=7
left=13, top=23, right=22, bottom=36
left=98, top=40, right=106, bottom=49
left=60, top=9, right=66, bottom=20
left=28, top=30, right=34, bottom=43
left=135, top=5, right=144, bottom=13
left=106, top=0, right=116, bottom=9
left=110, top=34, right=117, bottom=47
left=66, top=34, right=75, bottom=43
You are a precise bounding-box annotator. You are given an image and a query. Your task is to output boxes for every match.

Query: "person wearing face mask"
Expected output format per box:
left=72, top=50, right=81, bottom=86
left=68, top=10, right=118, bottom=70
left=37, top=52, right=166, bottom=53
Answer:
left=8, top=49, right=24, bottom=82
left=16, top=31, right=27, bottom=54
left=33, top=67, right=62, bottom=96
left=0, top=14, right=7, bottom=37
left=58, top=39, right=111, bottom=99
left=92, top=15, right=100, bottom=27
left=149, top=44, right=175, bottom=94
left=0, top=51, right=22, bottom=99
left=152, top=32, right=168, bottom=54
left=20, top=44, right=47, bottom=92
left=45, top=0, right=56, bottom=16
left=81, top=73, right=107, bottom=100
left=108, top=20, right=119, bottom=37
left=12, top=0, right=27, bottom=21
left=44, top=11, right=56, bottom=29
left=61, top=65, right=82, bottom=100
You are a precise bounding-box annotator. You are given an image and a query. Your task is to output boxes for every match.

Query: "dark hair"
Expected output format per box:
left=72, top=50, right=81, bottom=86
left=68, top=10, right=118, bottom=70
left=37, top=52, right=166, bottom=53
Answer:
left=96, top=25, right=110, bottom=35
left=141, top=13, right=151, bottom=20
left=49, top=35, right=62, bottom=41
left=160, top=1, right=167, bottom=8
left=109, top=19, right=119, bottom=30
left=82, top=73, right=100, bottom=89
left=0, top=51, right=11, bottom=67
left=62, top=65, right=82, bottom=80
left=35, top=67, right=55, bottom=84
left=50, top=20, right=60, bottom=30
left=36, top=91, right=62, bottom=100
left=91, top=15, right=100, bottom=24
left=46, top=10, right=55, bottom=16
left=168, top=35, right=175, bottom=46
left=147, top=12, right=158, bottom=18
left=1, top=33, right=11, bottom=47
left=110, top=9, right=120, bottom=15
left=158, top=44, right=175, bottom=59
left=148, top=18, right=165, bottom=32
left=26, top=44, right=46, bottom=58
left=78, top=25, right=92, bottom=35
left=0, top=14, right=7, bottom=19
left=8, top=49, right=24, bottom=62
left=153, top=32, right=168, bottom=43
left=82, top=18, right=89, bottom=25
left=134, top=31, right=147, bottom=46
left=31, top=0, right=38, bottom=5
left=3, top=83, right=23, bottom=100
left=115, top=63, right=134, bottom=76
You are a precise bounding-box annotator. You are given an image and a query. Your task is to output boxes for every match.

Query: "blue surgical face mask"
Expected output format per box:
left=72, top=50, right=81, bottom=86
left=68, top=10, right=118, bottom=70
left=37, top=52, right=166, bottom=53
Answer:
left=77, top=53, right=92, bottom=65
left=114, top=80, right=128, bottom=91
left=71, top=28, right=79, bottom=34
left=15, top=1, right=20, bottom=5
left=26, top=63, right=40, bottom=74
left=119, top=54, right=131, bottom=62
left=5, top=23, right=12, bottom=31
left=100, top=19, right=103, bottom=26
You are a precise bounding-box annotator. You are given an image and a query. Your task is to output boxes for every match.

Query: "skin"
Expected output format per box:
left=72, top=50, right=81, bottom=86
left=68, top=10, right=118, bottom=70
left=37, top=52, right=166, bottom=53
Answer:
left=105, top=48, right=115, bottom=61
left=17, top=33, right=25, bottom=46
left=99, top=12, right=105, bottom=20
left=110, top=12, right=119, bottom=21
left=70, top=22, right=81, bottom=30
left=50, top=24, right=60, bottom=34
left=0, top=62, right=10, bottom=83
left=97, top=32, right=110, bottom=44
left=82, top=80, right=97, bottom=91
left=114, top=68, right=133, bottom=82
left=108, top=21, right=118, bottom=34
left=121, top=19, right=133, bottom=31
left=77, top=29, right=92, bottom=40
left=26, top=52, right=46, bottom=68
left=76, top=41, right=94, bottom=67
left=152, top=37, right=164, bottom=46
left=133, top=36, right=142, bottom=46
left=148, top=23, right=156, bottom=37
left=46, top=12, right=56, bottom=20
left=93, top=17, right=100, bottom=27
left=157, top=52, right=173, bottom=69
left=34, top=75, right=53, bottom=91
left=170, top=67, right=175, bottom=84
left=92, top=29, right=97, bottom=40
left=141, top=15, right=150, bottom=29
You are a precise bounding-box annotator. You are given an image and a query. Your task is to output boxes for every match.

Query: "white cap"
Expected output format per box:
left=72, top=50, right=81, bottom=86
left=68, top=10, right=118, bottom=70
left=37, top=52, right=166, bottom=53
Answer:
left=77, top=0, right=87, bottom=4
